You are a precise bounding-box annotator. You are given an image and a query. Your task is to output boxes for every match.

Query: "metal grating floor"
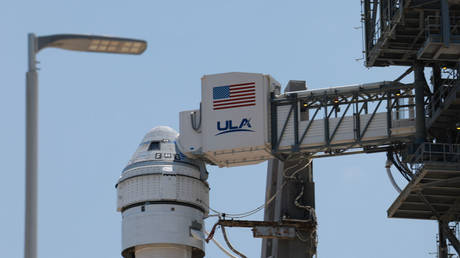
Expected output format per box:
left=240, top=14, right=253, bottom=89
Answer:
left=388, top=162, right=460, bottom=220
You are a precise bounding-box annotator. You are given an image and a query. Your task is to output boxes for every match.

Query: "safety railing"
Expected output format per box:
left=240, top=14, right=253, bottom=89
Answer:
left=411, top=143, right=460, bottom=170
left=426, top=68, right=459, bottom=118
left=425, top=15, right=460, bottom=39
left=270, top=81, right=415, bottom=157
left=364, top=0, right=404, bottom=50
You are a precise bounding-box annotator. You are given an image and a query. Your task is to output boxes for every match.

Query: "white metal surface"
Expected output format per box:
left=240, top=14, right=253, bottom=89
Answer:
left=283, top=81, right=391, bottom=96
left=117, top=126, right=208, bottom=258
left=276, top=106, right=415, bottom=151
left=135, top=245, right=192, bottom=258
left=122, top=204, right=204, bottom=252
left=127, top=126, right=178, bottom=165
left=178, top=72, right=279, bottom=167
left=201, top=72, right=273, bottom=153
left=178, top=109, right=203, bottom=158
left=117, top=173, right=209, bottom=212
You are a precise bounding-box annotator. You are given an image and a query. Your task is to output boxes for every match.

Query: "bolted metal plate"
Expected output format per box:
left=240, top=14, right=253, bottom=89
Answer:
left=252, top=226, right=296, bottom=239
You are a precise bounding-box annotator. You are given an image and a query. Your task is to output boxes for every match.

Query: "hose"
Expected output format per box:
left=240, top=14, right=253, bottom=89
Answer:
left=221, top=226, right=247, bottom=258
left=205, top=230, right=237, bottom=258
left=388, top=151, right=412, bottom=181
left=385, top=159, right=402, bottom=193
left=191, top=102, right=202, bottom=131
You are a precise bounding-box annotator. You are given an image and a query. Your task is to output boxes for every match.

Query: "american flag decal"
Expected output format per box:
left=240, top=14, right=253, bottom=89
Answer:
left=212, top=82, right=256, bottom=110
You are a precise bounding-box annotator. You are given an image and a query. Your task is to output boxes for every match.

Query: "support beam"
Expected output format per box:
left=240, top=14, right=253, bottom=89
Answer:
left=432, top=63, right=441, bottom=95
left=414, top=62, right=427, bottom=144
left=261, top=157, right=316, bottom=258
left=439, top=221, right=448, bottom=258
left=440, top=0, right=450, bottom=47
left=442, top=222, right=460, bottom=255
left=417, top=191, right=460, bottom=256
left=394, top=67, right=413, bottom=82
left=261, top=159, right=279, bottom=258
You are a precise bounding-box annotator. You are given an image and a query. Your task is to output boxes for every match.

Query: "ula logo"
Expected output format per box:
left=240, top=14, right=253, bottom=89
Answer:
left=216, top=118, right=254, bottom=135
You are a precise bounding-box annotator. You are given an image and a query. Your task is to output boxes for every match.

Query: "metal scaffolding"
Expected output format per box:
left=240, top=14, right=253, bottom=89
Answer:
left=362, top=1, right=460, bottom=257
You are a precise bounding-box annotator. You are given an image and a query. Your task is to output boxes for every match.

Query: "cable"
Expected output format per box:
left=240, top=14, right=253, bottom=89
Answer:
left=206, top=221, right=220, bottom=243
left=294, top=185, right=316, bottom=221
left=293, top=183, right=318, bottom=253
left=388, top=151, right=412, bottom=181
left=296, top=230, right=309, bottom=242
left=289, top=158, right=318, bottom=256
left=221, top=226, right=247, bottom=258
left=394, top=152, right=413, bottom=178
left=284, top=158, right=312, bottom=180
left=201, top=180, right=288, bottom=219
left=202, top=156, right=312, bottom=219
left=385, top=159, right=402, bottom=193
left=202, top=157, right=312, bottom=219
left=205, top=229, right=237, bottom=258
left=288, top=158, right=315, bottom=221
left=205, top=157, right=317, bottom=256
left=190, top=102, right=202, bottom=131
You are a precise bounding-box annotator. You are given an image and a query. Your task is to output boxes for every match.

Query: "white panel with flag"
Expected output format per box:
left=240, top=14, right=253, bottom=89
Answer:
left=178, top=72, right=279, bottom=167
left=201, top=72, right=278, bottom=166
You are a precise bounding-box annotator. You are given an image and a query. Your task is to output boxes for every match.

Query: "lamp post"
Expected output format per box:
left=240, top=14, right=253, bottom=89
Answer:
left=24, top=33, right=147, bottom=258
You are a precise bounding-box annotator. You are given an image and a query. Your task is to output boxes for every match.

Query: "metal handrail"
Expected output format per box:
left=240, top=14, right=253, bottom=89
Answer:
left=426, top=69, right=459, bottom=117
left=425, top=15, right=460, bottom=38
left=365, top=0, right=404, bottom=49
left=411, top=143, right=460, bottom=171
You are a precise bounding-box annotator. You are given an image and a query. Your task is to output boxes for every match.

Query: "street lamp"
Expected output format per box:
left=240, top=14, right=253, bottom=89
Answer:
left=24, top=33, right=146, bottom=258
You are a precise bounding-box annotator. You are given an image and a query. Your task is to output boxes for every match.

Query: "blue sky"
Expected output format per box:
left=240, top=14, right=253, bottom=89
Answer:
left=1, top=1, right=437, bottom=257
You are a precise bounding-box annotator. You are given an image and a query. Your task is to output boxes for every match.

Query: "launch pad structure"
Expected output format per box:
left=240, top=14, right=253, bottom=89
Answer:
left=363, top=1, right=460, bottom=257
left=260, top=1, right=460, bottom=257
left=115, top=1, right=460, bottom=258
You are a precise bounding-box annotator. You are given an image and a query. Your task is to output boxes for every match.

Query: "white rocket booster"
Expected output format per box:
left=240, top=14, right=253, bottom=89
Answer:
left=116, top=126, right=209, bottom=258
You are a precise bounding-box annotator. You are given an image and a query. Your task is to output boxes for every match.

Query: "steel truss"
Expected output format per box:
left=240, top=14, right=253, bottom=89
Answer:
left=270, top=81, right=415, bottom=159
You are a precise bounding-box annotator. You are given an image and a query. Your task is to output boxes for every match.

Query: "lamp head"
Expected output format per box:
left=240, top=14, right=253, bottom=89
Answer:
left=36, top=34, right=147, bottom=55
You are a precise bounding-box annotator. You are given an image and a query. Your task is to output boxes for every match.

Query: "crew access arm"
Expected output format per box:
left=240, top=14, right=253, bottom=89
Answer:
left=177, top=72, right=415, bottom=166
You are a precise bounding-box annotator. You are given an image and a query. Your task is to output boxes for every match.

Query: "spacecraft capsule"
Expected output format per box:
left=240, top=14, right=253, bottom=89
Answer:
left=116, top=126, right=209, bottom=258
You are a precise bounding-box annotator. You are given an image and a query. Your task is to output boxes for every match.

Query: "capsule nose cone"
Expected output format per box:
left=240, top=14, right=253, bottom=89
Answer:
left=143, top=126, right=178, bottom=143
left=127, top=126, right=178, bottom=165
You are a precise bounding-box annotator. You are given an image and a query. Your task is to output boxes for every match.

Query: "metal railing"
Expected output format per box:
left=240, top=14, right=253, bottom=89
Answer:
left=426, top=68, right=459, bottom=117
left=425, top=15, right=460, bottom=39
left=364, top=0, right=404, bottom=49
left=411, top=143, right=460, bottom=170
left=270, top=82, right=415, bottom=157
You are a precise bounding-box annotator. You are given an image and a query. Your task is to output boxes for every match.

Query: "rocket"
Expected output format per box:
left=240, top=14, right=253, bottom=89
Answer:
left=116, top=126, right=209, bottom=258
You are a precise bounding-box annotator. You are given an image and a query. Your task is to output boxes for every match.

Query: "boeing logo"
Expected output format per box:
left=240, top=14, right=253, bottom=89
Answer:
left=216, top=118, right=254, bottom=135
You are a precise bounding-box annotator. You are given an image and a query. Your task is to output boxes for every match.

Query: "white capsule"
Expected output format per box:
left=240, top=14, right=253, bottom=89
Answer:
left=116, top=126, right=209, bottom=258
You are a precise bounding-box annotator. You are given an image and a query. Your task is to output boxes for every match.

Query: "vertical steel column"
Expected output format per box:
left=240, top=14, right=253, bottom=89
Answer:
left=263, top=82, right=315, bottom=258
left=270, top=92, right=278, bottom=152
left=439, top=221, right=448, bottom=258
left=441, top=0, right=450, bottom=47
left=386, top=91, right=392, bottom=137
left=324, top=103, right=330, bottom=145
left=414, top=62, right=426, bottom=144
left=261, top=158, right=315, bottom=258
left=293, top=95, right=299, bottom=151
left=261, top=159, right=279, bottom=258
left=25, top=33, right=38, bottom=258
left=432, top=64, right=441, bottom=95
left=277, top=158, right=315, bottom=258
left=442, top=222, right=460, bottom=256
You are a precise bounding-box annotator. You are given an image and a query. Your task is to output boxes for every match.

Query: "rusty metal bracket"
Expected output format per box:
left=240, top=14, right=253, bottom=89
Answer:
left=215, top=218, right=315, bottom=240
left=253, top=226, right=296, bottom=239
